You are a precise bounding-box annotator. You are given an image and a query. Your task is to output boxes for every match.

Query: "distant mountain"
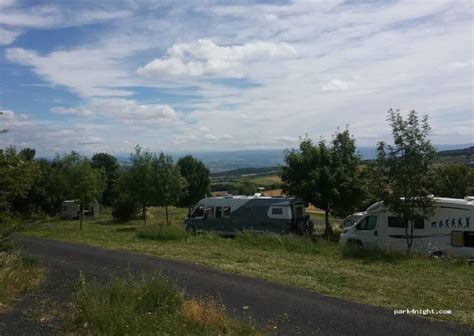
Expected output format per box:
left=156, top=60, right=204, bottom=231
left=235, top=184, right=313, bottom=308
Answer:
left=115, top=143, right=473, bottom=172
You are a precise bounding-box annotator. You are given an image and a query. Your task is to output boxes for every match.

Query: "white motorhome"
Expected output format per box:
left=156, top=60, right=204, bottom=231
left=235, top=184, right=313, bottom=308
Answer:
left=339, top=197, right=473, bottom=258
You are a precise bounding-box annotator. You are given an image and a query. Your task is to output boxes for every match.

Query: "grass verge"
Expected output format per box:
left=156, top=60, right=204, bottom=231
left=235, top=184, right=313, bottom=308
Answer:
left=23, top=207, right=474, bottom=327
left=72, top=272, right=259, bottom=335
left=0, top=251, right=42, bottom=311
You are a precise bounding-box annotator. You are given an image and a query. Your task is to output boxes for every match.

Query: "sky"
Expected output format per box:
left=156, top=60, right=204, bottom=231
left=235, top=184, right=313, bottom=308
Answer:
left=0, top=0, right=472, bottom=156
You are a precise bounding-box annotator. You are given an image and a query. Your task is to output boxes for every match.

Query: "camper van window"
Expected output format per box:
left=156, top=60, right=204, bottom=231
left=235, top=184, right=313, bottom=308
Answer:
left=464, top=231, right=474, bottom=248
left=216, top=206, right=223, bottom=219
left=388, top=216, right=424, bottom=229
left=223, top=206, right=231, bottom=218
left=356, top=216, right=377, bottom=230
left=388, top=217, right=408, bottom=228
left=205, top=206, right=214, bottom=219
left=414, top=218, right=424, bottom=229
left=191, top=207, right=204, bottom=218
left=272, top=207, right=283, bottom=215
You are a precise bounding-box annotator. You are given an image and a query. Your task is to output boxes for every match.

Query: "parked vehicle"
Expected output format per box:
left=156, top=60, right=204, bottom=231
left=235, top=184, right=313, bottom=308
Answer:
left=340, top=212, right=365, bottom=229
left=339, top=197, right=474, bottom=257
left=60, top=200, right=100, bottom=220
left=185, top=194, right=313, bottom=235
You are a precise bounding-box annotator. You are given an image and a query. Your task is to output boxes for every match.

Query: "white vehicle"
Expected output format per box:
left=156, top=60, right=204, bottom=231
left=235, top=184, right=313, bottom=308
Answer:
left=340, top=197, right=473, bottom=258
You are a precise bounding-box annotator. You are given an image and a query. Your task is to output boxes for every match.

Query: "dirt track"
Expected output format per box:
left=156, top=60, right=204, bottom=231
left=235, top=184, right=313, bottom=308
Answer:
left=1, top=236, right=471, bottom=335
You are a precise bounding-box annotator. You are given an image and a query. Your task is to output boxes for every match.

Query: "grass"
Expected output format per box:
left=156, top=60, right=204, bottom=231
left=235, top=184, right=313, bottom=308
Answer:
left=71, top=272, right=259, bottom=335
left=22, top=207, right=474, bottom=327
left=137, top=224, right=189, bottom=241
left=246, top=175, right=281, bottom=185
left=0, top=251, right=43, bottom=311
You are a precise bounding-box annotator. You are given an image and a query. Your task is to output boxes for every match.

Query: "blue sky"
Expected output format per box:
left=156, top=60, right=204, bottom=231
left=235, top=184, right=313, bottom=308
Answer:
left=0, top=0, right=472, bottom=156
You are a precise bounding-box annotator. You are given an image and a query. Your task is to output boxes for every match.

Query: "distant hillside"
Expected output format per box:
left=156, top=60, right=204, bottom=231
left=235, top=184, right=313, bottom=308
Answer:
left=211, top=166, right=278, bottom=177
left=437, top=146, right=474, bottom=157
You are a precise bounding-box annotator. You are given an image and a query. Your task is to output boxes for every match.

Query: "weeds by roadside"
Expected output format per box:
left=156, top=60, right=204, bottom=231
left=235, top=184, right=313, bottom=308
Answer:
left=0, top=252, right=42, bottom=311
left=71, top=272, right=260, bottom=335
left=136, top=224, right=189, bottom=241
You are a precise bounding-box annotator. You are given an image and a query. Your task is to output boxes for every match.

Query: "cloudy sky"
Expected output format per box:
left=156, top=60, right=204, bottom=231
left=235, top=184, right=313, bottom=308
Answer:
left=0, top=0, right=472, bottom=156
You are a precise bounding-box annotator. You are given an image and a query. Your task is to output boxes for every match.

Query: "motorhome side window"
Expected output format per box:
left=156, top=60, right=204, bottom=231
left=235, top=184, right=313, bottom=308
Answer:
left=356, top=216, right=377, bottom=230
left=388, top=217, right=424, bottom=229
left=192, top=206, right=204, bottom=218
left=205, top=206, right=214, bottom=219
left=272, top=207, right=283, bottom=215
left=216, top=206, right=223, bottom=219
left=223, top=206, right=231, bottom=218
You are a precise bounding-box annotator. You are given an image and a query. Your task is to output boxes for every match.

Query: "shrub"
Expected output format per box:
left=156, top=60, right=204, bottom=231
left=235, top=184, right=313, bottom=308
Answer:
left=111, top=195, right=140, bottom=223
left=136, top=224, right=188, bottom=241
left=72, top=272, right=258, bottom=335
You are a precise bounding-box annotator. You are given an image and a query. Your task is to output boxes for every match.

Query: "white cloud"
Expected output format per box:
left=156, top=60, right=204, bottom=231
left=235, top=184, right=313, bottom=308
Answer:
left=321, top=79, right=353, bottom=92
left=0, top=27, right=21, bottom=45
left=49, top=106, right=95, bottom=117
left=137, top=39, right=297, bottom=77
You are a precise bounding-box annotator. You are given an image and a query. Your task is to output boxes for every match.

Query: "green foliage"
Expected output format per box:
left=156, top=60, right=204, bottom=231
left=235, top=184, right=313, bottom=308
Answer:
left=91, top=153, right=120, bottom=206
left=236, top=179, right=257, bottom=195
left=153, top=152, right=187, bottom=224
left=111, top=193, right=140, bottom=223
left=125, top=146, right=157, bottom=224
left=136, top=224, right=189, bottom=241
left=431, top=164, right=474, bottom=198
left=280, top=129, right=367, bottom=238
left=72, top=272, right=257, bottom=335
left=371, top=109, right=436, bottom=249
left=176, top=155, right=210, bottom=215
left=0, top=146, right=38, bottom=212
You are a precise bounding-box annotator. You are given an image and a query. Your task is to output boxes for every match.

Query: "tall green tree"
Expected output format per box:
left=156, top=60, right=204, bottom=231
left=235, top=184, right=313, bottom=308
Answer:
left=0, top=146, right=38, bottom=212
left=91, top=153, right=120, bottom=206
left=280, top=130, right=366, bottom=238
left=176, top=155, right=210, bottom=217
left=61, top=152, right=106, bottom=230
left=371, top=109, right=436, bottom=250
left=431, top=164, right=473, bottom=198
left=154, top=153, right=187, bottom=224
left=125, top=146, right=156, bottom=224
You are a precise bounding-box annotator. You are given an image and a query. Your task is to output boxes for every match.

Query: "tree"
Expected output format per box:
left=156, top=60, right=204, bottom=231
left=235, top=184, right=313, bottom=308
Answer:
left=0, top=146, right=37, bottom=240
left=431, top=164, right=474, bottom=198
left=91, top=153, right=120, bottom=206
left=154, top=152, right=187, bottom=224
left=371, top=109, right=436, bottom=250
left=0, top=146, right=38, bottom=212
left=280, top=130, right=366, bottom=238
left=63, top=153, right=106, bottom=230
left=125, top=145, right=156, bottom=224
left=236, top=179, right=257, bottom=195
left=176, top=155, right=210, bottom=217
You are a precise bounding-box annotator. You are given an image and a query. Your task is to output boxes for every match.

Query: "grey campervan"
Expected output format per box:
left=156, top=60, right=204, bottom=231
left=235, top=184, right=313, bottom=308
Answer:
left=185, top=194, right=314, bottom=235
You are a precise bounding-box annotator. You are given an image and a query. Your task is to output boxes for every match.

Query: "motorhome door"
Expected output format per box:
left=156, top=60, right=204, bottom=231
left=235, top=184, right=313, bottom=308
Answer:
left=354, top=215, right=380, bottom=248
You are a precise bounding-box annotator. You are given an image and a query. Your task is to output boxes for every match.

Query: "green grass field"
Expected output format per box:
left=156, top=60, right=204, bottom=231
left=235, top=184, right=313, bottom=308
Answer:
left=22, top=207, right=474, bottom=327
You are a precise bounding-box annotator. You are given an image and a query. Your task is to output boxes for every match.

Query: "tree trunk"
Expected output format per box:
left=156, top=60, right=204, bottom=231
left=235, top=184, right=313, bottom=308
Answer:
left=79, top=203, right=83, bottom=231
left=142, top=205, right=147, bottom=225
left=405, top=219, right=414, bottom=251
left=188, top=206, right=191, bottom=218
left=324, top=209, right=333, bottom=239
left=165, top=204, right=169, bottom=225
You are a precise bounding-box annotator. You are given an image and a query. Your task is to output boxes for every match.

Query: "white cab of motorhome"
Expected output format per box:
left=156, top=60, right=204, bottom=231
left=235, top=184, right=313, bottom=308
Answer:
left=339, top=197, right=473, bottom=257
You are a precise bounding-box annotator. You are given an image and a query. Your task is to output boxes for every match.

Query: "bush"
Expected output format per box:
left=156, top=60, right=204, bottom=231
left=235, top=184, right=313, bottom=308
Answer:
left=111, top=195, right=140, bottom=223
left=72, top=272, right=258, bottom=335
left=136, top=225, right=188, bottom=241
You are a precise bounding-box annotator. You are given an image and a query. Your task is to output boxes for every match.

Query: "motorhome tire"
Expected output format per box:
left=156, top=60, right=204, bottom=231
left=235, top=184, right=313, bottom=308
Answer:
left=348, top=240, right=363, bottom=248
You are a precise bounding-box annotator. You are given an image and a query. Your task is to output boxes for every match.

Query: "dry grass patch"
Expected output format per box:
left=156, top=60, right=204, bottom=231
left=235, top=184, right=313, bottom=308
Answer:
left=0, top=252, right=42, bottom=311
